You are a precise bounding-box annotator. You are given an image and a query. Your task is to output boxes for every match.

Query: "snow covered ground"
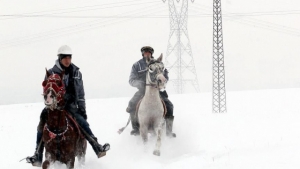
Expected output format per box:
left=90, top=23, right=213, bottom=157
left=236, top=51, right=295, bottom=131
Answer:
left=1, top=88, right=300, bottom=169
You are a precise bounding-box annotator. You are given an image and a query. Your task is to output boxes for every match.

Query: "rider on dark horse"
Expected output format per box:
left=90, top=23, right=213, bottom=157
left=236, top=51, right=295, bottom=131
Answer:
left=27, top=45, right=109, bottom=166
left=126, top=46, right=176, bottom=137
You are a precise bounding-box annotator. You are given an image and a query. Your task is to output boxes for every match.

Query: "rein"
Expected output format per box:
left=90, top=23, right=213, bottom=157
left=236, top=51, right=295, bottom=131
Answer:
left=146, top=70, right=160, bottom=89
left=146, top=83, right=158, bottom=88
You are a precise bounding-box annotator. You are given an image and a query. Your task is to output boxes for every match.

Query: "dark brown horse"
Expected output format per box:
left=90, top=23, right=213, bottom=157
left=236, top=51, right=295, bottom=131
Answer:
left=41, top=70, right=87, bottom=169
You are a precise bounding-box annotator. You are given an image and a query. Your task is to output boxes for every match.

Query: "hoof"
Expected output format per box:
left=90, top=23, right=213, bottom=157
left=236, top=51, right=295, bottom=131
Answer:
left=130, top=131, right=140, bottom=136
left=97, top=151, right=106, bottom=158
left=153, top=150, right=160, bottom=156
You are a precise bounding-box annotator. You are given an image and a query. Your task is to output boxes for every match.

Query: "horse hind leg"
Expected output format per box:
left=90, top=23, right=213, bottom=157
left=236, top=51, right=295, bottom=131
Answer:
left=153, top=118, right=164, bottom=156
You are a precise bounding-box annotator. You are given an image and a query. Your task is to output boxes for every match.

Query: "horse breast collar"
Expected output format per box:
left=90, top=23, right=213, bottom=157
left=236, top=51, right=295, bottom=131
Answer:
left=44, top=115, right=69, bottom=144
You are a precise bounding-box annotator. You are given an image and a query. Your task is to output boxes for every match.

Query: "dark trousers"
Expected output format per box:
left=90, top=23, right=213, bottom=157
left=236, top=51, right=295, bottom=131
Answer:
left=159, top=91, right=174, bottom=117
left=127, top=89, right=145, bottom=113
left=65, top=103, right=94, bottom=138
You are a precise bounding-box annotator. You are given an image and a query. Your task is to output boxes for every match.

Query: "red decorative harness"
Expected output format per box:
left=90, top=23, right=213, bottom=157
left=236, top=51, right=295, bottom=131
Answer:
left=42, top=74, right=65, bottom=104
left=44, top=116, right=69, bottom=144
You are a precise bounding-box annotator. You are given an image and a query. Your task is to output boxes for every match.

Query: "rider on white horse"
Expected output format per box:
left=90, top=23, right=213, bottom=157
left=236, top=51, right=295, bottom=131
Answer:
left=126, top=46, right=176, bottom=137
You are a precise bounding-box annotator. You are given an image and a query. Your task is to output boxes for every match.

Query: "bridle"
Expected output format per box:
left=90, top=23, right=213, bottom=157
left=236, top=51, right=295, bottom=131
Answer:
left=146, top=61, right=165, bottom=89
left=42, top=73, right=65, bottom=110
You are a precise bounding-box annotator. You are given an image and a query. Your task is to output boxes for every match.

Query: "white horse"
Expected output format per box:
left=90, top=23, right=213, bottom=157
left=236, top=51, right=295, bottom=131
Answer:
left=138, top=54, right=167, bottom=156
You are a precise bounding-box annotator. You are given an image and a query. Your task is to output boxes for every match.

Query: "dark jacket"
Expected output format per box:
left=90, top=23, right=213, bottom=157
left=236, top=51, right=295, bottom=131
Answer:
left=129, top=57, right=169, bottom=90
left=47, top=60, right=86, bottom=110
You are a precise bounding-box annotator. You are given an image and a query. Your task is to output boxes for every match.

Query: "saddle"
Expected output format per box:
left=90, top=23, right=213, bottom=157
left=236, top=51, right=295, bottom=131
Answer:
left=135, top=97, right=167, bottom=117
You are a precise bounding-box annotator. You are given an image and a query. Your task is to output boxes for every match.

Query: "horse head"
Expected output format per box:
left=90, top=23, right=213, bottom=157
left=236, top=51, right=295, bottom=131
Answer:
left=42, top=69, right=65, bottom=110
left=146, top=54, right=167, bottom=90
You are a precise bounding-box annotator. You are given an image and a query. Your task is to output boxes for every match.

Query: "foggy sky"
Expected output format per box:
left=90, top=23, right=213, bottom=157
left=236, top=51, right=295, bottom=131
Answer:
left=0, top=0, right=299, bottom=105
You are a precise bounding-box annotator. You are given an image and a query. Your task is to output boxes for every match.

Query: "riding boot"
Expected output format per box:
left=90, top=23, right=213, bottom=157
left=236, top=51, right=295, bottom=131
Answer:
left=165, top=115, right=176, bottom=138
left=130, top=112, right=140, bottom=136
left=26, top=131, right=44, bottom=166
left=71, top=112, right=110, bottom=158
left=88, top=136, right=110, bottom=158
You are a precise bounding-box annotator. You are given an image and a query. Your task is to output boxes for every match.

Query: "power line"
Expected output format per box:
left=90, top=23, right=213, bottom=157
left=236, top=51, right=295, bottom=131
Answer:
left=2, top=8, right=300, bottom=19
left=0, top=4, right=166, bottom=49
left=0, top=1, right=160, bottom=21
left=0, top=2, right=162, bottom=46
left=189, top=8, right=300, bottom=17
left=190, top=3, right=300, bottom=36
left=0, top=14, right=173, bottom=19
left=2, top=9, right=300, bottom=19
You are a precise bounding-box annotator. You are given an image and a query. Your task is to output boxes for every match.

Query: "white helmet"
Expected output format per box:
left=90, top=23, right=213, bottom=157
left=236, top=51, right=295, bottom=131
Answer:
left=57, top=45, right=72, bottom=56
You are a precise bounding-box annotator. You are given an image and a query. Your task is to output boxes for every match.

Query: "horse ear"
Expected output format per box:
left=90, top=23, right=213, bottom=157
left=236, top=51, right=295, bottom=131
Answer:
left=157, top=53, right=163, bottom=62
left=45, top=68, right=51, bottom=77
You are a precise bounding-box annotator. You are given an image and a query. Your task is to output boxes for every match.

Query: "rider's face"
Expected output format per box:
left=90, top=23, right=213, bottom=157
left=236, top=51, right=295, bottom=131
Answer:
left=60, top=56, right=72, bottom=67
left=143, top=52, right=152, bottom=60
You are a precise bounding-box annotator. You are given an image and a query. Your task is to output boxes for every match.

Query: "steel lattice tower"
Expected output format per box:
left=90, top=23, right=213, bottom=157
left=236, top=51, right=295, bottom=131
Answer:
left=162, top=0, right=199, bottom=93
left=212, top=0, right=227, bottom=113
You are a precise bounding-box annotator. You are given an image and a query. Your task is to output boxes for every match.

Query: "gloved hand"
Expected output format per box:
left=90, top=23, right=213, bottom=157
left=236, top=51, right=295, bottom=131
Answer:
left=159, top=90, right=168, bottom=98
left=78, top=107, right=87, bottom=120
left=135, top=80, right=145, bottom=90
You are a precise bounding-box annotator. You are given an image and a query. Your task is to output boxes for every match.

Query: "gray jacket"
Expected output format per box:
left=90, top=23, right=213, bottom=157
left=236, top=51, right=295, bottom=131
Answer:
left=129, top=58, right=169, bottom=90
left=47, top=60, right=86, bottom=109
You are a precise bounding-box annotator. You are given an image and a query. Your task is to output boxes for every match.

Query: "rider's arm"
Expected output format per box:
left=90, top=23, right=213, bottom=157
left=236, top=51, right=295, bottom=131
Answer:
left=76, top=71, right=86, bottom=109
left=129, top=63, right=144, bottom=89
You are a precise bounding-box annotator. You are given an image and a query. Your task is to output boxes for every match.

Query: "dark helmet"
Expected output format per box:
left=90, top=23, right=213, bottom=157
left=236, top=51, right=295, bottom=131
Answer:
left=141, top=46, right=154, bottom=56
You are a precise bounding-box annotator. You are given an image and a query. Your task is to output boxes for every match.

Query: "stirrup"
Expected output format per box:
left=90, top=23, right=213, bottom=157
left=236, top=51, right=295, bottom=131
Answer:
left=96, top=143, right=110, bottom=158
left=167, top=132, right=176, bottom=138
left=130, top=129, right=140, bottom=136
left=26, top=155, right=42, bottom=167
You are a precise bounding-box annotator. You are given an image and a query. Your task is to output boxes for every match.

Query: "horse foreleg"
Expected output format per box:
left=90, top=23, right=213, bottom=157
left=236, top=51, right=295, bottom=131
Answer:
left=153, top=118, right=164, bottom=156
left=77, top=139, right=87, bottom=166
left=66, top=158, right=75, bottom=169
left=42, top=160, right=50, bottom=169
left=140, top=123, right=148, bottom=144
